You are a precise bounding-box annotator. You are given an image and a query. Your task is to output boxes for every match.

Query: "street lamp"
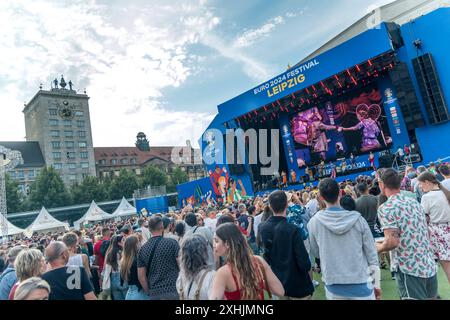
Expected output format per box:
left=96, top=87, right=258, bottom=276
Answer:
left=0, top=145, right=23, bottom=242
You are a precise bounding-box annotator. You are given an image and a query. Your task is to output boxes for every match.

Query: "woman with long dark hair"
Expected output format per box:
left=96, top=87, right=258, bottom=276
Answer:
left=209, top=223, right=284, bottom=300
left=120, top=235, right=148, bottom=300
left=417, top=171, right=450, bottom=282
left=103, top=235, right=127, bottom=300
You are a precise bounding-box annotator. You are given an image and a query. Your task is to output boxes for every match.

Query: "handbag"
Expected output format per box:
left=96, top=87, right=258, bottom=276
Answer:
left=179, top=269, right=211, bottom=300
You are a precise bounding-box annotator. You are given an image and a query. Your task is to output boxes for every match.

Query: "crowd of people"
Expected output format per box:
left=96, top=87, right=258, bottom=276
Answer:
left=0, top=162, right=449, bottom=300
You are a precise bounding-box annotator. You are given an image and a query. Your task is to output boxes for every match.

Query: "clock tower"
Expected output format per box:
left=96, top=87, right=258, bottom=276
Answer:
left=23, top=75, right=96, bottom=186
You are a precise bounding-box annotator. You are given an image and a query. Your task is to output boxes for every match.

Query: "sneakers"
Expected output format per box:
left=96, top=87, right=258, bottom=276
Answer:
left=391, top=272, right=396, bottom=280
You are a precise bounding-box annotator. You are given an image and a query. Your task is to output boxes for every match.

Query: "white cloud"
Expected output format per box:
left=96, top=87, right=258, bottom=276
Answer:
left=0, top=0, right=220, bottom=148
left=234, top=16, right=285, bottom=48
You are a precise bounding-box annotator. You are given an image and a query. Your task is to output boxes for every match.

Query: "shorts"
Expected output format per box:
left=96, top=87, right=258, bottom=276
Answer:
left=395, top=270, right=438, bottom=300
left=325, top=288, right=375, bottom=300
left=428, top=222, right=450, bottom=261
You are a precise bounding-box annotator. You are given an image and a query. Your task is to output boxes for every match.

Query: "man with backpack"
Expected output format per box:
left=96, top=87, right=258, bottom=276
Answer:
left=259, top=190, right=314, bottom=300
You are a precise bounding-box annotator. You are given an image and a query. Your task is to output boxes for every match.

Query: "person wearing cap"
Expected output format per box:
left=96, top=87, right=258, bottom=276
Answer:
left=0, top=245, right=25, bottom=300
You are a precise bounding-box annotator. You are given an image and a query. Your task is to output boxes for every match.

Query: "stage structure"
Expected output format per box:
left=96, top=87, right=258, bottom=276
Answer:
left=177, top=5, right=450, bottom=202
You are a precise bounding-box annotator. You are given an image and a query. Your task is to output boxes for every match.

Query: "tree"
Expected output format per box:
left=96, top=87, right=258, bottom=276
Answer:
left=4, top=173, right=22, bottom=213
left=170, top=167, right=189, bottom=185
left=167, top=167, right=189, bottom=193
left=139, top=165, right=168, bottom=188
left=70, top=176, right=108, bottom=205
left=109, top=169, right=139, bottom=200
left=28, top=167, right=71, bottom=210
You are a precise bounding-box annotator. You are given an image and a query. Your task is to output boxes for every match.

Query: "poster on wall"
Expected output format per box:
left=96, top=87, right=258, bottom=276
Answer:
left=290, top=84, right=393, bottom=167
left=208, top=166, right=248, bottom=204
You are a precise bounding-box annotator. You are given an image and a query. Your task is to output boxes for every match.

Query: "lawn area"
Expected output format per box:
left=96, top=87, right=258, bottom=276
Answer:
left=312, top=267, right=450, bottom=300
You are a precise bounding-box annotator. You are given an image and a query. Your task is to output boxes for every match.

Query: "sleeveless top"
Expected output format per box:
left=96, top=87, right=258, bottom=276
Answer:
left=67, top=254, right=84, bottom=267
left=224, top=257, right=265, bottom=300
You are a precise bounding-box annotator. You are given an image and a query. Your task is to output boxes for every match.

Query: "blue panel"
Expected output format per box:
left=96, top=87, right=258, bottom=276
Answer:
left=217, top=23, right=393, bottom=122
left=135, top=196, right=168, bottom=214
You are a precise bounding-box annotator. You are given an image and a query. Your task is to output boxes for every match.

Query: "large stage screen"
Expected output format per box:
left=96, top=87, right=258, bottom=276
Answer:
left=290, top=84, right=392, bottom=167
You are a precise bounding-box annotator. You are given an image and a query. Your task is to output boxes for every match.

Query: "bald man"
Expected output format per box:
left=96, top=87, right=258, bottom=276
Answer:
left=42, top=241, right=96, bottom=300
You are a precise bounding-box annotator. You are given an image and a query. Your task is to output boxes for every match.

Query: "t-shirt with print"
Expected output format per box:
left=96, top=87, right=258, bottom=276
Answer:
left=378, top=193, right=437, bottom=278
left=137, top=236, right=180, bottom=297
left=42, top=266, right=94, bottom=300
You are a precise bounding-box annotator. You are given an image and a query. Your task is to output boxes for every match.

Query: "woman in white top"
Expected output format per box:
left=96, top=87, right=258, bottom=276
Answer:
left=418, top=171, right=450, bottom=283
left=177, top=234, right=215, bottom=300
left=62, top=232, right=92, bottom=279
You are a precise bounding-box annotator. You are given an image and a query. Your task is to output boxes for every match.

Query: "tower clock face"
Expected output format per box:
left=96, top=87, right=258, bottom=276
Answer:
left=58, top=100, right=75, bottom=119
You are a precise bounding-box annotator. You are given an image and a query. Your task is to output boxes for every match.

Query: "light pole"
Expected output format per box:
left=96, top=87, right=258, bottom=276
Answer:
left=0, top=145, right=23, bottom=242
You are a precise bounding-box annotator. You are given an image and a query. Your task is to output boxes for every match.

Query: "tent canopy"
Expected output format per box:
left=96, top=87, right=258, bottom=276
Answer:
left=0, top=213, right=24, bottom=237
left=74, top=201, right=113, bottom=229
left=25, top=207, right=69, bottom=235
left=112, top=197, right=137, bottom=218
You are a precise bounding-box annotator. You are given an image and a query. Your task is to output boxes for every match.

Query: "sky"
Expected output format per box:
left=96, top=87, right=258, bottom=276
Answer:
left=0, top=0, right=396, bottom=148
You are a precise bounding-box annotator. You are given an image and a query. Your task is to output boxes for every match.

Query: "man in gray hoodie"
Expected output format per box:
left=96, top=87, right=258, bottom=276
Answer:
left=308, top=178, right=381, bottom=300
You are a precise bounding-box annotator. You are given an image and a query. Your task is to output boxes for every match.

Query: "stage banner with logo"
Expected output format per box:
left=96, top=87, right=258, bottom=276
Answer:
left=376, top=77, right=410, bottom=149
left=218, top=23, right=394, bottom=122
left=279, top=114, right=302, bottom=183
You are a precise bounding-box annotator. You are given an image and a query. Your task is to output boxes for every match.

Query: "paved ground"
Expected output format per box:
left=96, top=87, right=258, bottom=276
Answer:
left=312, top=267, right=450, bottom=300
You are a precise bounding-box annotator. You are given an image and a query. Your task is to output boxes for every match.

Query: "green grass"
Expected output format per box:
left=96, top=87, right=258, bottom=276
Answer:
left=312, top=267, right=450, bottom=300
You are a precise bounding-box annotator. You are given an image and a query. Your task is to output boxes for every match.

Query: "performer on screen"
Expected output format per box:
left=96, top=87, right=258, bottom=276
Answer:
left=306, top=109, right=338, bottom=160
left=318, top=160, right=325, bottom=178
left=338, top=104, right=382, bottom=152
left=281, top=171, right=287, bottom=188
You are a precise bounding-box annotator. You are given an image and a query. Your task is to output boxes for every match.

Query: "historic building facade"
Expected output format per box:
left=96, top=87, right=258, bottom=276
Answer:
left=94, top=133, right=206, bottom=182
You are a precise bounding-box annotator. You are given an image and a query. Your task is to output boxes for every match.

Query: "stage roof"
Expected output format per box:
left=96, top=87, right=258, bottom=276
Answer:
left=216, top=23, right=394, bottom=124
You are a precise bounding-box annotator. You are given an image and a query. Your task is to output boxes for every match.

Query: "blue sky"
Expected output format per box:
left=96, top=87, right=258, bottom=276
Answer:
left=0, top=0, right=394, bottom=147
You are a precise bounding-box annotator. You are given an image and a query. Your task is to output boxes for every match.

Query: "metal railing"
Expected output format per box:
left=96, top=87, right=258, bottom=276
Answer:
left=133, top=185, right=166, bottom=199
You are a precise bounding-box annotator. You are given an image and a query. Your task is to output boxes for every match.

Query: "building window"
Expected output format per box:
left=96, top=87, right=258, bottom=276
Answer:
left=111, top=159, right=117, bottom=165
left=81, top=162, right=89, bottom=169
left=69, top=174, right=77, bottom=180
left=68, top=163, right=76, bottom=170
left=67, top=152, right=76, bottom=159
left=114, top=170, right=120, bottom=176
left=66, top=141, right=74, bottom=149
left=78, top=131, right=86, bottom=138
left=77, top=120, right=85, bottom=127
left=65, top=130, right=73, bottom=138
left=49, top=119, right=59, bottom=126
left=53, top=152, right=61, bottom=159
left=50, top=130, right=60, bottom=137
left=80, top=151, right=88, bottom=159
left=78, top=141, right=87, bottom=148
left=19, top=184, right=26, bottom=193
left=82, top=173, right=89, bottom=179
left=27, top=170, right=35, bottom=178
left=53, top=163, right=63, bottom=170
left=51, top=141, right=60, bottom=149
left=63, top=119, right=72, bottom=126
left=18, top=171, right=25, bottom=179
left=49, top=109, right=58, bottom=116
left=135, top=168, right=141, bottom=175
left=9, top=171, right=16, bottom=179
left=75, top=110, right=84, bottom=116
left=120, top=158, right=128, bottom=165
left=130, top=158, right=137, bottom=164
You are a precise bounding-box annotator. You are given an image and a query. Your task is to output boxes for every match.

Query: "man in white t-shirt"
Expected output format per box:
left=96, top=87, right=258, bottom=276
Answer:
left=438, top=164, right=450, bottom=190
left=203, top=208, right=218, bottom=234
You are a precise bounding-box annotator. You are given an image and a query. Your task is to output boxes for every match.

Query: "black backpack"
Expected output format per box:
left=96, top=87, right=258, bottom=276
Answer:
left=100, top=240, right=110, bottom=257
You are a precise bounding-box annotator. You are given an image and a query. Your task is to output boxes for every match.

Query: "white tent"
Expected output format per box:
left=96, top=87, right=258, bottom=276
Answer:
left=111, top=197, right=137, bottom=220
left=24, top=207, right=69, bottom=236
left=74, top=201, right=113, bottom=229
left=0, top=213, right=25, bottom=237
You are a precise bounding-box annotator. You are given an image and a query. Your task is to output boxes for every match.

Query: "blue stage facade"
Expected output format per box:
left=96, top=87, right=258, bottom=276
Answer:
left=178, top=8, right=450, bottom=203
